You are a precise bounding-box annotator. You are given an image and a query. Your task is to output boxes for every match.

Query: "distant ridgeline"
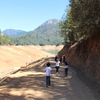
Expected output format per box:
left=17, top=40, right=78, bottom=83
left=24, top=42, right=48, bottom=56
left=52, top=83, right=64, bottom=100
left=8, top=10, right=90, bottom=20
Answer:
left=2, top=19, right=64, bottom=45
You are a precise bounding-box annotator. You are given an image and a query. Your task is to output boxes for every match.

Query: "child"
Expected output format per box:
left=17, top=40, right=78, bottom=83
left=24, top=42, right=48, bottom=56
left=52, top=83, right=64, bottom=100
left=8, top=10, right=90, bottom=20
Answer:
left=44, top=62, right=52, bottom=87
left=55, top=59, right=60, bottom=75
left=64, top=62, right=69, bottom=77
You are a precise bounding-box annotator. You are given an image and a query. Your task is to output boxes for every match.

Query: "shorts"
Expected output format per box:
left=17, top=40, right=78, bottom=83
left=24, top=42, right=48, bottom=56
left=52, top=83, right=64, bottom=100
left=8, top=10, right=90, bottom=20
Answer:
left=55, top=66, right=60, bottom=69
left=55, top=66, right=60, bottom=72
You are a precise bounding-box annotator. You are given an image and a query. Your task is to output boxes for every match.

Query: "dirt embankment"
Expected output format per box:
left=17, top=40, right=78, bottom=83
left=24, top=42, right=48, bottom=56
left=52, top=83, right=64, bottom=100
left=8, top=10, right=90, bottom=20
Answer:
left=0, top=45, right=63, bottom=74
left=58, top=33, right=100, bottom=88
left=0, top=45, right=59, bottom=74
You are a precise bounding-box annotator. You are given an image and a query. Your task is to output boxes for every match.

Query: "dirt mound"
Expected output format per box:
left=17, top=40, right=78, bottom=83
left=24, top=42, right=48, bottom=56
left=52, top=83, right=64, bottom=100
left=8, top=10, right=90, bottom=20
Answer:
left=0, top=45, right=55, bottom=74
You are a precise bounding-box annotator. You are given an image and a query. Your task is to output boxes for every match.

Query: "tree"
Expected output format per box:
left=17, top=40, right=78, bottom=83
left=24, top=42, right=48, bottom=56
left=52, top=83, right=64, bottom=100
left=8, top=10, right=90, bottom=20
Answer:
left=70, top=0, right=100, bottom=35
left=0, top=29, right=13, bottom=45
left=59, top=8, right=77, bottom=44
left=59, top=0, right=100, bottom=45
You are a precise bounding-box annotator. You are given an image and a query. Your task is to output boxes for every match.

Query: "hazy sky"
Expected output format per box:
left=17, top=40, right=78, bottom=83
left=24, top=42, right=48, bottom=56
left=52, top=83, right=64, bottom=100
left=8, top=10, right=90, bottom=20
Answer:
left=0, top=0, right=69, bottom=31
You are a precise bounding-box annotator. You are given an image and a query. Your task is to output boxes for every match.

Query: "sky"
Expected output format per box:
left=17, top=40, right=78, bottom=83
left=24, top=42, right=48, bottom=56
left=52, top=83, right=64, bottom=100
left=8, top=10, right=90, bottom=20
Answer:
left=0, top=0, right=69, bottom=32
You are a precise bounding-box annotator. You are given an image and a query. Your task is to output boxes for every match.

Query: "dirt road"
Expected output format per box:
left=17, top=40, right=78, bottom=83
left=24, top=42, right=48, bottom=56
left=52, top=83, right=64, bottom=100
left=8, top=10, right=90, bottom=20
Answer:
left=0, top=57, right=99, bottom=100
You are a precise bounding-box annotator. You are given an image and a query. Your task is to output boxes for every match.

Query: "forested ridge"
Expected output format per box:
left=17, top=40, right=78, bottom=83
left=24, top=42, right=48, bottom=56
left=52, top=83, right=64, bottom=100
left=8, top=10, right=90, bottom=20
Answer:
left=0, top=19, right=64, bottom=45
left=12, top=19, right=64, bottom=45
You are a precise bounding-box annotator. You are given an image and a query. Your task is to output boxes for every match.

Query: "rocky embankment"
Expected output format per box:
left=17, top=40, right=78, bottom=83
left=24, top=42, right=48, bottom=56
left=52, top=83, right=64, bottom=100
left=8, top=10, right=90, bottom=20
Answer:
left=58, top=33, right=100, bottom=88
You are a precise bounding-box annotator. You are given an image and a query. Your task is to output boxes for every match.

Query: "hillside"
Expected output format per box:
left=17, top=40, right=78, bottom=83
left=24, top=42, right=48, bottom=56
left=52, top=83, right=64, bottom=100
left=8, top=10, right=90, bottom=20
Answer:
left=58, top=33, right=100, bottom=88
left=12, top=19, right=64, bottom=45
left=2, top=29, right=27, bottom=37
left=0, top=45, right=63, bottom=74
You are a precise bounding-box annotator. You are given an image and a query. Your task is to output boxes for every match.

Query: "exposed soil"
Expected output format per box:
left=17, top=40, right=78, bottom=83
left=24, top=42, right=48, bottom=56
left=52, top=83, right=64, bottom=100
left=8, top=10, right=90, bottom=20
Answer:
left=0, top=45, right=63, bottom=74
left=0, top=57, right=99, bottom=100
left=0, top=45, right=99, bottom=100
left=58, top=34, right=100, bottom=88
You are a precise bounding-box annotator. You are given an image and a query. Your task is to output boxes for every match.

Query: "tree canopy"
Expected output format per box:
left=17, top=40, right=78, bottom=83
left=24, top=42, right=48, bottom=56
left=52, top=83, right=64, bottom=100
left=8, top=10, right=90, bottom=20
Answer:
left=0, top=30, right=13, bottom=45
left=59, top=0, right=100, bottom=44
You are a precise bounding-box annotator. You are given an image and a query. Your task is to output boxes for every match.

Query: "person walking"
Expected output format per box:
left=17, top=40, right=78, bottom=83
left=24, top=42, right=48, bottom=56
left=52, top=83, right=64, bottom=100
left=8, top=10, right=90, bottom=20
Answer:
left=62, top=55, right=66, bottom=64
left=44, top=62, right=52, bottom=87
left=64, top=62, right=69, bottom=77
left=55, top=59, right=60, bottom=75
left=55, top=55, right=58, bottom=62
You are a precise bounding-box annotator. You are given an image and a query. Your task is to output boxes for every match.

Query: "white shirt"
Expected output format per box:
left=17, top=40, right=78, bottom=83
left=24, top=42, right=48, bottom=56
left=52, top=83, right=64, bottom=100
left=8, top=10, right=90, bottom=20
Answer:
left=44, top=67, right=52, bottom=76
left=56, top=61, right=60, bottom=66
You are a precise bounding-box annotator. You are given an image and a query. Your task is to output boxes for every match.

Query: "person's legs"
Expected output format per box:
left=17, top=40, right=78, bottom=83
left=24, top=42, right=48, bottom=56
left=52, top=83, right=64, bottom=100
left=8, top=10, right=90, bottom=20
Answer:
left=66, top=68, right=68, bottom=76
left=65, top=68, right=68, bottom=76
left=46, top=76, right=48, bottom=86
left=48, top=76, right=50, bottom=86
left=56, top=67, right=58, bottom=74
left=55, top=67, right=57, bottom=73
left=46, top=76, right=50, bottom=87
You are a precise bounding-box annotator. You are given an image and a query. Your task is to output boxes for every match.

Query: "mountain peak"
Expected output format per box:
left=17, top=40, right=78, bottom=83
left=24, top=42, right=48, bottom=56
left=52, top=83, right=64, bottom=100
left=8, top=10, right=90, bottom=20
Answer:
left=40, top=19, right=60, bottom=27
left=45, top=19, right=59, bottom=24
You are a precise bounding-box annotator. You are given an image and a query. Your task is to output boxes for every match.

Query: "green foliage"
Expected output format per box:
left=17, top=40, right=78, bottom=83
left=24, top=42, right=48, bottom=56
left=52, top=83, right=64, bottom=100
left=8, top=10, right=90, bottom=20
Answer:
left=59, top=0, right=100, bottom=44
left=0, top=29, right=13, bottom=45
left=59, top=8, right=77, bottom=44
left=70, top=0, right=100, bottom=35
left=13, top=19, right=64, bottom=45
left=0, top=34, right=14, bottom=45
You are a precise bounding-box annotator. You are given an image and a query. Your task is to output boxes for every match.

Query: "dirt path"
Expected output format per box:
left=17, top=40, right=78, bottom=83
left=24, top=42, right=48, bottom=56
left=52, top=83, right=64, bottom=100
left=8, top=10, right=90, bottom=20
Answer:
left=0, top=57, right=99, bottom=100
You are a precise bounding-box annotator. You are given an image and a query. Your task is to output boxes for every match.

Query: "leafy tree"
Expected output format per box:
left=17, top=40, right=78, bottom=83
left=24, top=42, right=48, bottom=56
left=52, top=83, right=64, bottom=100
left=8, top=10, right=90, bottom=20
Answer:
left=70, top=0, right=100, bottom=35
left=59, top=8, right=77, bottom=44
left=59, top=0, right=100, bottom=44
left=0, top=29, right=13, bottom=45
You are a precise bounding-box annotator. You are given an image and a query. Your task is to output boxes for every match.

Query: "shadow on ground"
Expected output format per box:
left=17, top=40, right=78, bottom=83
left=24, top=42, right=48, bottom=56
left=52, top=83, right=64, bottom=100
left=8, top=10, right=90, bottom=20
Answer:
left=0, top=57, right=99, bottom=100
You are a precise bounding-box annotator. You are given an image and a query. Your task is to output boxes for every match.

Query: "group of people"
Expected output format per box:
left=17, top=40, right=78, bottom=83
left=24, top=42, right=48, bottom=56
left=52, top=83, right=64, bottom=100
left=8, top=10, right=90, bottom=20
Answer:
left=54, top=55, right=68, bottom=76
left=44, top=55, right=69, bottom=87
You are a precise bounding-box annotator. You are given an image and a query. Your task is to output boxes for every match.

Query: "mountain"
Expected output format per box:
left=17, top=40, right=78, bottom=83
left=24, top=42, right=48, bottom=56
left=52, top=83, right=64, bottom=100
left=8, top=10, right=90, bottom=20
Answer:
left=2, top=29, right=27, bottom=37
left=13, top=19, right=64, bottom=45
left=40, top=19, right=60, bottom=27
